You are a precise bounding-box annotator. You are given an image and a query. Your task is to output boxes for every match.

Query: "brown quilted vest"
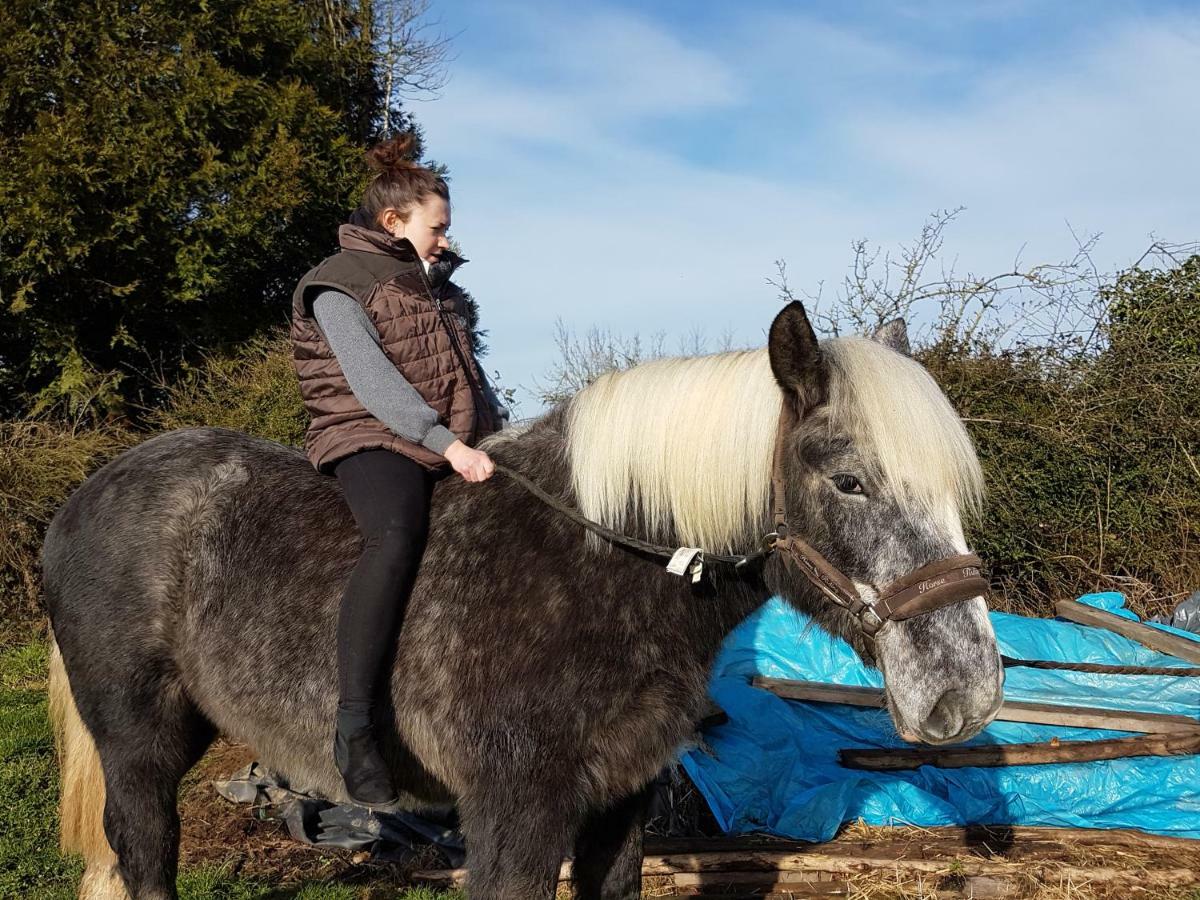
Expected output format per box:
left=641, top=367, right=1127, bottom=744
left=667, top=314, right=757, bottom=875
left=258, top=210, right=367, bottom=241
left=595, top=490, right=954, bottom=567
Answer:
left=291, top=224, right=499, bottom=473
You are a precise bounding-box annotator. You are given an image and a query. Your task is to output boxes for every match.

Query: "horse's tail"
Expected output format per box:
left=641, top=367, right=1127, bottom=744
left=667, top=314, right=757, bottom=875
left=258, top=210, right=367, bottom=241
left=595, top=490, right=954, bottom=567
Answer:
left=49, top=632, right=127, bottom=899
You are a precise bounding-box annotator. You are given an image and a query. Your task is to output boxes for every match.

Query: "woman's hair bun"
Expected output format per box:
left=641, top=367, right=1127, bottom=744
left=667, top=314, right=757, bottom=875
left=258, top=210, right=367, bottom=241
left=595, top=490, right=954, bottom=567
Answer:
left=366, top=133, right=419, bottom=173
left=358, top=133, right=449, bottom=227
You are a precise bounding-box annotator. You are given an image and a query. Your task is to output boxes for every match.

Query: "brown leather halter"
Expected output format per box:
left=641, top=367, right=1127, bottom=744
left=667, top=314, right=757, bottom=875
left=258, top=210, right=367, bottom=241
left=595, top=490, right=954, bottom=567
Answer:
left=768, top=402, right=989, bottom=639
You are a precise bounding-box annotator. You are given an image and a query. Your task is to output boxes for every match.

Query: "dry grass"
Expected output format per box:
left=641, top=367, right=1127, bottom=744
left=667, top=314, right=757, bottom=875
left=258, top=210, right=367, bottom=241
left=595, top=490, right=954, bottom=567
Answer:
left=178, top=740, right=450, bottom=892
left=822, top=820, right=1200, bottom=899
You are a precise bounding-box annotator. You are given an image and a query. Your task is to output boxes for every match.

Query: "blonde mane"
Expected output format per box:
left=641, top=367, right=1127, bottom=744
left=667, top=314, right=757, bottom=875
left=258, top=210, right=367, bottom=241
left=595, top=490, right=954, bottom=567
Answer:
left=565, top=339, right=983, bottom=553
left=823, top=338, right=984, bottom=520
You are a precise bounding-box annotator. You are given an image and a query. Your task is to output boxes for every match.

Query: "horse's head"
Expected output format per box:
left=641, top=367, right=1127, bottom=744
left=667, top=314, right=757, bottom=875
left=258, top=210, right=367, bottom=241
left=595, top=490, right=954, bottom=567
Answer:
left=766, top=302, right=1003, bottom=745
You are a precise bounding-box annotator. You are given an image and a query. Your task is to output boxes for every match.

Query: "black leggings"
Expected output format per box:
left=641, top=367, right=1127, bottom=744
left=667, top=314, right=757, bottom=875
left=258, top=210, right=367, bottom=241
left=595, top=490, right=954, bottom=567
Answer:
left=333, top=449, right=436, bottom=712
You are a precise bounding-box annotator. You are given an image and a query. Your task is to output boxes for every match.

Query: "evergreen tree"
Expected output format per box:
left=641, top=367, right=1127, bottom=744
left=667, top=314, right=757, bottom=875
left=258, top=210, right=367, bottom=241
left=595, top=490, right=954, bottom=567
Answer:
left=0, top=0, right=414, bottom=419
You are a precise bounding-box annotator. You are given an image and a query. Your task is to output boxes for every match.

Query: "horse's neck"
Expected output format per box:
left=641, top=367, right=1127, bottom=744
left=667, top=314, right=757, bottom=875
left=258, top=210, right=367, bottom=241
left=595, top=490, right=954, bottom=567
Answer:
left=700, top=575, right=775, bottom=650
left=499, top=417, right=773, bottom=664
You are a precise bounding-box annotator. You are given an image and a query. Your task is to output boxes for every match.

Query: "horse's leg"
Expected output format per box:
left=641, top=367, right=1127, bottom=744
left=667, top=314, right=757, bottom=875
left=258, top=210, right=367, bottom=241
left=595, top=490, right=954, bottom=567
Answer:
left=96, top=705, right=213, bottom=900
left=571, top=785, right=654, bottom=900
left=63, top=644, right=215, bottom=900
left=459, top=785, right=575, bottom=900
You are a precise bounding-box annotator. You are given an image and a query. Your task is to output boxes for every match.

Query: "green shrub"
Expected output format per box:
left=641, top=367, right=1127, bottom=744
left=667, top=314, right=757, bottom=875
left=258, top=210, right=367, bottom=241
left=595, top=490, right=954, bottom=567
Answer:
left=148, top=328, right=307, bottom=447
left=0, top=0, right=386, bottom=420
left=1, top=331, right=310, bottom=636
left=0, top=421, right=135, bottom=641
left=927, top=256, right=1200, bottom=616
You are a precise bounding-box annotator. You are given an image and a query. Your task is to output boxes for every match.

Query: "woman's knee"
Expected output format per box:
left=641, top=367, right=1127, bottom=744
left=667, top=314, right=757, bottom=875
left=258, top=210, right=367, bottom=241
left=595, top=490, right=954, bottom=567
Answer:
left=361, top=520, right=429, bottom=556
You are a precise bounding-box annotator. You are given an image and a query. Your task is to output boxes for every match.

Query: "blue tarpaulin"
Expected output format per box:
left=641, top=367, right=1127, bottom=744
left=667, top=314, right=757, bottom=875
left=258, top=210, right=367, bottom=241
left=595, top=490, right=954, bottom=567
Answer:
left=681, top=592, right=1200, bottom=841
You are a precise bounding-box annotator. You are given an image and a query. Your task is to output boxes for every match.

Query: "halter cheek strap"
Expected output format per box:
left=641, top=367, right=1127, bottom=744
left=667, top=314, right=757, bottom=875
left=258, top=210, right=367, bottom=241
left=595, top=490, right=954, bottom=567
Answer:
left=769, top=402, right=989, bottom=639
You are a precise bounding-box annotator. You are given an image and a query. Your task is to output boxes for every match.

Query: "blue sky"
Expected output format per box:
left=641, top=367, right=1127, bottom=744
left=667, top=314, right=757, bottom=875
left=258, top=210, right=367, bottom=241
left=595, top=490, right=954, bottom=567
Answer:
left=410, top=1, right=1200, bottom=412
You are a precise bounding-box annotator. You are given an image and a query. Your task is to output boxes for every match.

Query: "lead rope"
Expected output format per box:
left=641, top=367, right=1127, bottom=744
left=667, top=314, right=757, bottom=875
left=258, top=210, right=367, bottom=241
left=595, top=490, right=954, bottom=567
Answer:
left=491, top=462, right=775, bottom=571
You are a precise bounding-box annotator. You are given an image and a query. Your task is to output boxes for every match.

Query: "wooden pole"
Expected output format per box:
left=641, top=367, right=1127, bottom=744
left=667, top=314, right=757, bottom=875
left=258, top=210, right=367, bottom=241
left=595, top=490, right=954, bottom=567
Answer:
left=839, top=731, right=1200, bottom=770
left=672, top=870, right=850, bottom=891
left=646, top=827, right=1200, bottom=853
left=1055, top=598, right=1200, bottom=664
left=411, top=852, right=1200, bottom=889
left=753, top=676, right=1200, bottom=734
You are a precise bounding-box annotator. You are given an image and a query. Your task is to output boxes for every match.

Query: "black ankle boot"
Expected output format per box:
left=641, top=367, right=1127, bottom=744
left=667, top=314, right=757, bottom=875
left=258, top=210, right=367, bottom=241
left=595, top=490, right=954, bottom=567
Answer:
left=333, top=708, right=398, bottom=807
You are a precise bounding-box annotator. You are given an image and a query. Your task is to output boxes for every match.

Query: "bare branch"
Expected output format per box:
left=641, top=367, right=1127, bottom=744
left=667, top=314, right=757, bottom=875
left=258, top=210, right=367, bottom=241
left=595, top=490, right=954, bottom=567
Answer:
left=374, top=0, right=455, bottom=131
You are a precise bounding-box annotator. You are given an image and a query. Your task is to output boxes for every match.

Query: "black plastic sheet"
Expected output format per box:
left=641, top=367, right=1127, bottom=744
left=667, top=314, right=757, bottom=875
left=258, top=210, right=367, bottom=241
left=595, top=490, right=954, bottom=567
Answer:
left=213, top=762, right=465, bottom=867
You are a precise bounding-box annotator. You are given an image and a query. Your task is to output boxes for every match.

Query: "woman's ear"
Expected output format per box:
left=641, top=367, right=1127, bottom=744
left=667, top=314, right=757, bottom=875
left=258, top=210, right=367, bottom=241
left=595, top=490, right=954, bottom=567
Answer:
left=379, top=207, right=404, bottom=237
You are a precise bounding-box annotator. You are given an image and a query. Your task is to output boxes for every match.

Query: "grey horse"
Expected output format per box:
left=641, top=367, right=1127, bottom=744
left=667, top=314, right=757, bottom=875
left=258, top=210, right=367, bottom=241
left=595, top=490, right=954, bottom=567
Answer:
left=45, top=302, right=1003, bottom=899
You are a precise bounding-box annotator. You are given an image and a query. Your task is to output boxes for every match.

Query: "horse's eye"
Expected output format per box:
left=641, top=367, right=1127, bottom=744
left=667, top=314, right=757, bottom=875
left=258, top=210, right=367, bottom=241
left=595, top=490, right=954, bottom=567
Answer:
left=832, top=474, right=865, bottom=495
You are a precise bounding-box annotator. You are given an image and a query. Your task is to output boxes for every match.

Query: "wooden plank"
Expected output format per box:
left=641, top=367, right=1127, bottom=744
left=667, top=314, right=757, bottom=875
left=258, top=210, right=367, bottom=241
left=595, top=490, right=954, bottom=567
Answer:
left=671, top=892, right=848, bottom=900
left=755, top=678, right=887, bottom=709
left=1055, top=598, right=1200, bottom=664
left=672, top=891, right=850, bottom=900
left=642, top=852, right=1200, bottom=887
left=647, top=826, right=1200, bottom=854
left=411, top=853, right=1200, bottom=889
left=754, top=676, right=1200, bottom=734
left=840, top=731, right=1200, bottom=770
left=673, top=871, right=850, bottom=891
left=673, top=871, right=843, bottom=885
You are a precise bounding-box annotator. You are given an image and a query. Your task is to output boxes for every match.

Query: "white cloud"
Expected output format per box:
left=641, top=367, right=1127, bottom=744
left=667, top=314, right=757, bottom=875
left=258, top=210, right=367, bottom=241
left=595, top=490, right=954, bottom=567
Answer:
left=533, top=10, right=743, bottom=116
left=416, top=7, right=1200, bottom=413
left=852, top=19, right=1200, bottom=194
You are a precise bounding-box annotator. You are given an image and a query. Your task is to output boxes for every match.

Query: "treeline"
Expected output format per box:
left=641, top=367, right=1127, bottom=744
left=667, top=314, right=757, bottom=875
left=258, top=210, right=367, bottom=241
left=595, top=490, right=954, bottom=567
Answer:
left=3, top=251, right=1196, bottom=637
left=0, top=0, right=438, bottom=422
left=1, top=4, right=1196, bottom=640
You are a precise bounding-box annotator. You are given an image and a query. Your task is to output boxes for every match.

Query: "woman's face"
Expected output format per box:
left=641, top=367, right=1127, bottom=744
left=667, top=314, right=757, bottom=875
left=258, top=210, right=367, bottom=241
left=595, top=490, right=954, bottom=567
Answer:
left=382, top=195, right=451, bottom=264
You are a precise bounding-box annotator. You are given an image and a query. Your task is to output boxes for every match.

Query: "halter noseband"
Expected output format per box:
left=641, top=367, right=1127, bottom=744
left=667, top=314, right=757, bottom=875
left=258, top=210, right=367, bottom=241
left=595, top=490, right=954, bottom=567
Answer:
left=768, top=402, right=989, bottom=639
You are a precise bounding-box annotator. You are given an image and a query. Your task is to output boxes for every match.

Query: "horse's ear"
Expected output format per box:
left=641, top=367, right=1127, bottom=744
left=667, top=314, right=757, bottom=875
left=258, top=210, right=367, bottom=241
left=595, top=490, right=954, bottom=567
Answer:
left=872, top=318, right=911, bottom=356
left=768, top=301, right=827, bottom=413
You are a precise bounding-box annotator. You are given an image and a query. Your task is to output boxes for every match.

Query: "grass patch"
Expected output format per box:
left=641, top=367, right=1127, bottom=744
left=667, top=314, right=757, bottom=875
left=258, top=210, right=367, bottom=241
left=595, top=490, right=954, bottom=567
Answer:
left=0, top=639, right=81, bottom=898
left=176, top=868, right=460, bottom=899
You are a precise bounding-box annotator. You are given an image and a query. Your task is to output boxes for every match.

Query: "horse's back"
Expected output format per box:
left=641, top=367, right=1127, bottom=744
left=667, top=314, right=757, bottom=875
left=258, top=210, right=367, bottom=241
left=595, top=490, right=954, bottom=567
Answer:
left=41, top=422, right=706, bottom=810
left=43, top=429, right=349, bottom=773
left=45, top=428, right=278, bottom=632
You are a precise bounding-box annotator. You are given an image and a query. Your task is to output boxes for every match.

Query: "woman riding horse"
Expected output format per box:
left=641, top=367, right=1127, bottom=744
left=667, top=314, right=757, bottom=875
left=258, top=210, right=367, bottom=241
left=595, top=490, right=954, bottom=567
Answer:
left=45, top=299, right=1003, bottom=900
left=290, top=134, right=508, bottom=807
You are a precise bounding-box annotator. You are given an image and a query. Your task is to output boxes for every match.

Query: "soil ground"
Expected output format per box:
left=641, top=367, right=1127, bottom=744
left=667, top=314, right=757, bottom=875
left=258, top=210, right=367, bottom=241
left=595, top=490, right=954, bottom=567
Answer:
left=181, top=739, right=1200, bottom=899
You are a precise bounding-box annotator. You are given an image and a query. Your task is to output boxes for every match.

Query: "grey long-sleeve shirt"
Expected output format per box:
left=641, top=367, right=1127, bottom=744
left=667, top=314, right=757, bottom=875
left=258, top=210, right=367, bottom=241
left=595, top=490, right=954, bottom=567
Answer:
left=311, top=289, right=509, bottom=455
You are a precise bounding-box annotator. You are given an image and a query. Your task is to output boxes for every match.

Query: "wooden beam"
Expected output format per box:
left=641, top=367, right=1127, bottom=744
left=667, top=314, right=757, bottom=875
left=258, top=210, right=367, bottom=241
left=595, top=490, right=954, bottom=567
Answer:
left=753, top=676, right=1200, bottom=734
left=672, top=871, right=850, bottom=892
left=672, top=874, right=1016, bottom=899
left=411, top=853, right=1200, bottom=889
left=646, top=826, right=1200, bottom=854
left=1055, top=599, right=1200, bottom=664
left=840, top=731, right=1200, bottom=770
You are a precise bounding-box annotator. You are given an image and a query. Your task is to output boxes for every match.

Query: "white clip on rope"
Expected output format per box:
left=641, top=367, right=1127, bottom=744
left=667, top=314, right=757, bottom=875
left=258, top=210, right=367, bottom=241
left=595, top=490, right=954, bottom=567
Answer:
left=666, top=547, right=704, bottom=583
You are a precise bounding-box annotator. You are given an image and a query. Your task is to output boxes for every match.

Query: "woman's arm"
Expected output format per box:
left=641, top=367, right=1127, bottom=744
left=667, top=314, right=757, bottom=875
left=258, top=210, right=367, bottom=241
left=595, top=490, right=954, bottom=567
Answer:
left=311, top=289, right=456, bottom=454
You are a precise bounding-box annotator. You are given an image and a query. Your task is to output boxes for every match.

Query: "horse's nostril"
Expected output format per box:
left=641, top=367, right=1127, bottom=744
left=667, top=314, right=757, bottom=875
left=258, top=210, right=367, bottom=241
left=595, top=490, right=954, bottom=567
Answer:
left=923, top=689, right=966, bottom=742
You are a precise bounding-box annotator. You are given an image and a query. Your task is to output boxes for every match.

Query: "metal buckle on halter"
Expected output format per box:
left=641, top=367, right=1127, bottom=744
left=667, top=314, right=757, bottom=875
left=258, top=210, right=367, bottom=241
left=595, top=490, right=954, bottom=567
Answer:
left=859, top=605, right=885, bottom=635
left=736, top=531, right=781, bottom=569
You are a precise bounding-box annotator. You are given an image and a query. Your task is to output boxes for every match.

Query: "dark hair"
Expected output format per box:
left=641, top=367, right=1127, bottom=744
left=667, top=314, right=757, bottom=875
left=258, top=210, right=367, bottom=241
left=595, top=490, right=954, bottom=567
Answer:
left=359, top=133, right=449, bottom=229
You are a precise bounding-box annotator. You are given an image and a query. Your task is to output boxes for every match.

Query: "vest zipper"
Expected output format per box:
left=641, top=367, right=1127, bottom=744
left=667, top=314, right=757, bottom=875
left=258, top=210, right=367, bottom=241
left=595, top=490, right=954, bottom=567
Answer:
left=417, top=263, right=489, bottom=436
